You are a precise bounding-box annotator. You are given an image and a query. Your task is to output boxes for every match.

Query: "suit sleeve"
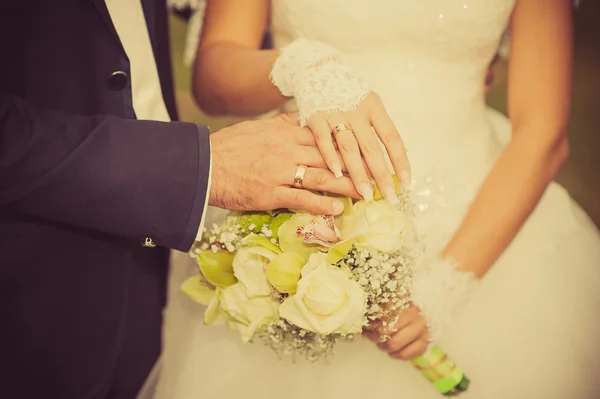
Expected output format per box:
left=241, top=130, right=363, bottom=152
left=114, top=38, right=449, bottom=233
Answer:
left=0, top=95, right=210, bottom=252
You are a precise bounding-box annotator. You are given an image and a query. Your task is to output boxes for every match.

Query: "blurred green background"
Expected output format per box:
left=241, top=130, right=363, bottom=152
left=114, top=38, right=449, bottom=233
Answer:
left=168, top=4, right=600, bottom=226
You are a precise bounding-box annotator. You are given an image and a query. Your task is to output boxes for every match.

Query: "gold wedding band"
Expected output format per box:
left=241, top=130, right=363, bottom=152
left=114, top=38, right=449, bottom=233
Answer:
left=333, top=123, right=352, bottom=136
left=293, top=165, right=308, bottom=189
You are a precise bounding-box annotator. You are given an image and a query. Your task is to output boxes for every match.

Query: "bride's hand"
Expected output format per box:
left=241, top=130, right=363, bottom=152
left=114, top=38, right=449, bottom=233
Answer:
left=305, top=92, right=410, bottom=203
left=364, top=305, right=429, bottom=360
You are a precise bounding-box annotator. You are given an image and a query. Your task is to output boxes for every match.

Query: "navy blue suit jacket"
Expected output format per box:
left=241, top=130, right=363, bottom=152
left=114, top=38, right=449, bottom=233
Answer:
left=0, top=1, right=210, bottom=397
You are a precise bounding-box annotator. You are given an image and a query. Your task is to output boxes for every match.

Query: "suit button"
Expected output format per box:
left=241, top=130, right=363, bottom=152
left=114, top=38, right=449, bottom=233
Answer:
left=107, top=70, right=129, bottom=91
left=141, top=237, right=157, bottom=248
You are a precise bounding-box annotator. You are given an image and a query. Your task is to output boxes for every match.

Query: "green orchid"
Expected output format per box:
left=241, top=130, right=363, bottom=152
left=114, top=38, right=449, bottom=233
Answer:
left=196, top=249, right=237, bottom=288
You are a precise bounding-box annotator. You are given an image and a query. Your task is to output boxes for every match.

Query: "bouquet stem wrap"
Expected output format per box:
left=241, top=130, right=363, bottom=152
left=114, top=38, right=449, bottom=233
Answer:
left=411, top=346, right=470, bottom=396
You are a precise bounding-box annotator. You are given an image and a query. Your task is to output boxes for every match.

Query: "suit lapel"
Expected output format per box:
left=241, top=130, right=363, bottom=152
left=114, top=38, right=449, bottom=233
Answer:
left=88, top=0, right=124, bottom=50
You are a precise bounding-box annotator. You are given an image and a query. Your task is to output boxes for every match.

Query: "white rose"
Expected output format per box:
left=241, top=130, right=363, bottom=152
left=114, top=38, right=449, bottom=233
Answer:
left=300, top=252, right=327, bottom=277
left=339, top=200, right=407, bottom=253
left=232, top=247, right=275, bottom=297
left=279, top=261, right=366, bottom=335
left=219, top=283, right=280, bottom=342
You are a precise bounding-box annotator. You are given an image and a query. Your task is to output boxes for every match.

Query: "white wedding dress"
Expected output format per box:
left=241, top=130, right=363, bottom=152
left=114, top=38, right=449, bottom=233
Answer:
left=156, top=1, right=600, bottom=398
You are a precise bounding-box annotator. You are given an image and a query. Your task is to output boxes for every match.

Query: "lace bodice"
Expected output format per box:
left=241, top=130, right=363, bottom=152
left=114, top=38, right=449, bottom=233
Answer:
left=270, top=1, right=514, bottom=61
left=270, top=0, right=516, bottom=179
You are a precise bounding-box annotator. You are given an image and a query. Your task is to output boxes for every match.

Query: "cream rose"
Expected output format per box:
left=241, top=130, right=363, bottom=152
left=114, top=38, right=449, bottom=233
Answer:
left=339, top=200, right=408, bottom=253
left=279, top=255, right=366, bottom=335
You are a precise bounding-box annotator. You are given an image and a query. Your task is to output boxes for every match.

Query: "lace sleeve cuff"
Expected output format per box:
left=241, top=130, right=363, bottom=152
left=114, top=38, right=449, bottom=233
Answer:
left=411, top=255, right=480, bottom=346
left=270, top=39, right=371, bottom=126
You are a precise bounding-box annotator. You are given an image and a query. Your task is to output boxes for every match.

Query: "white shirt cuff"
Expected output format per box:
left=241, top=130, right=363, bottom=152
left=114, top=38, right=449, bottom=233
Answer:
left=195, top=133, right=212, bottom=241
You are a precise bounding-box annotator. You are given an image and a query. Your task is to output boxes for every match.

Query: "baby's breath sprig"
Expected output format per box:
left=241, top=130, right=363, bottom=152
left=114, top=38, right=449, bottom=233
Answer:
left=259, top=319, right=353, bottom=362
left=335, top=238, right=421, bottom=342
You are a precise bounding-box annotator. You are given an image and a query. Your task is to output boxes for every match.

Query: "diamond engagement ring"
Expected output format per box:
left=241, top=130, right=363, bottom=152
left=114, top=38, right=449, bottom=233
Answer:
left=333, top=123, right=352, bottom=136
left=293, top=165, right=308, bottom=188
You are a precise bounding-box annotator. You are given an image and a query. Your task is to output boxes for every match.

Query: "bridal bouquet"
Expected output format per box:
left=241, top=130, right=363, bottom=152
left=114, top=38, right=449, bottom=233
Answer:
left=184, top=180, right=469, bottom=397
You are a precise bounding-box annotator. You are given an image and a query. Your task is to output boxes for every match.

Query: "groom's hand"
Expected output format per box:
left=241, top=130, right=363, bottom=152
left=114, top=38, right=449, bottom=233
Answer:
left=208, top=116, right=359, bottom=215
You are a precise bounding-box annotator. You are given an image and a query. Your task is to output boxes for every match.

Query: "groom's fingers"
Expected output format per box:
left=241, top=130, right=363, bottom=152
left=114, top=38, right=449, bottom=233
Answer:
left=273, top=187, right=346, bottom=215
left=292, top=126, right=318, bottom=146
left=296, top=147, right=355, bottom=174
left=276, top=111, right=301, bottom=126
left=295, top=129, right=375, bottom=176
left=301, top=167, right=359, bottom=198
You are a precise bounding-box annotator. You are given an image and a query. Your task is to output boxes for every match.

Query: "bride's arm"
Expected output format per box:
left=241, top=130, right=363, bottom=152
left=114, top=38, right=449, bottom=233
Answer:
left=375, top=0, right=574, bottom=358
left=192, top=0, right=285, bottom=116
left=194, top=0, right=412, bottom=204
left=443, top=0, right=572, bottom=277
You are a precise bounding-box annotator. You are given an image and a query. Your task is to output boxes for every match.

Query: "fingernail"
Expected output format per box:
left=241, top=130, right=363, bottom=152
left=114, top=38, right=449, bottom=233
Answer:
left=331, top=162, right=343, bottom=179
left=399, top=170, right=412, bottom=185
left=332, top=200, right=345, bottom=215
left=359, top=183, right=374, bottom=201
left=383, top=186, right=399, bottom=204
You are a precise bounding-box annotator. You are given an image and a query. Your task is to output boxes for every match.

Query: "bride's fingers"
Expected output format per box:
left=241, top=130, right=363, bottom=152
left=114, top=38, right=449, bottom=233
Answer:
left=362, top=328, right=380, bottom=343
left=370, top=104, right=411, bottom=185
left=328, top=117, right=373, bottom=201
left=389, top=336, right=429, bottom=360
left=307, top=115, right=344, bottom=178
left=350, top=117, right=397, bottom=203
left=379, top=317, right=427, bottom=353
left=378, top=319, right=427, bottom=354
left=375, top=305, right=420, bottom=337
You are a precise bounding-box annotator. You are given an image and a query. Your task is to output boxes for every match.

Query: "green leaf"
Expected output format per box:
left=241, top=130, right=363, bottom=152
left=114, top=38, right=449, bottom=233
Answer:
left=266, top=252, right=305, bottom=294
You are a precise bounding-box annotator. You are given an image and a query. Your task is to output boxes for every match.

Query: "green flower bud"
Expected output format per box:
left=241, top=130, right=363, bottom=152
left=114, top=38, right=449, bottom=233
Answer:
left=266, top=252, right=305, bottom=294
